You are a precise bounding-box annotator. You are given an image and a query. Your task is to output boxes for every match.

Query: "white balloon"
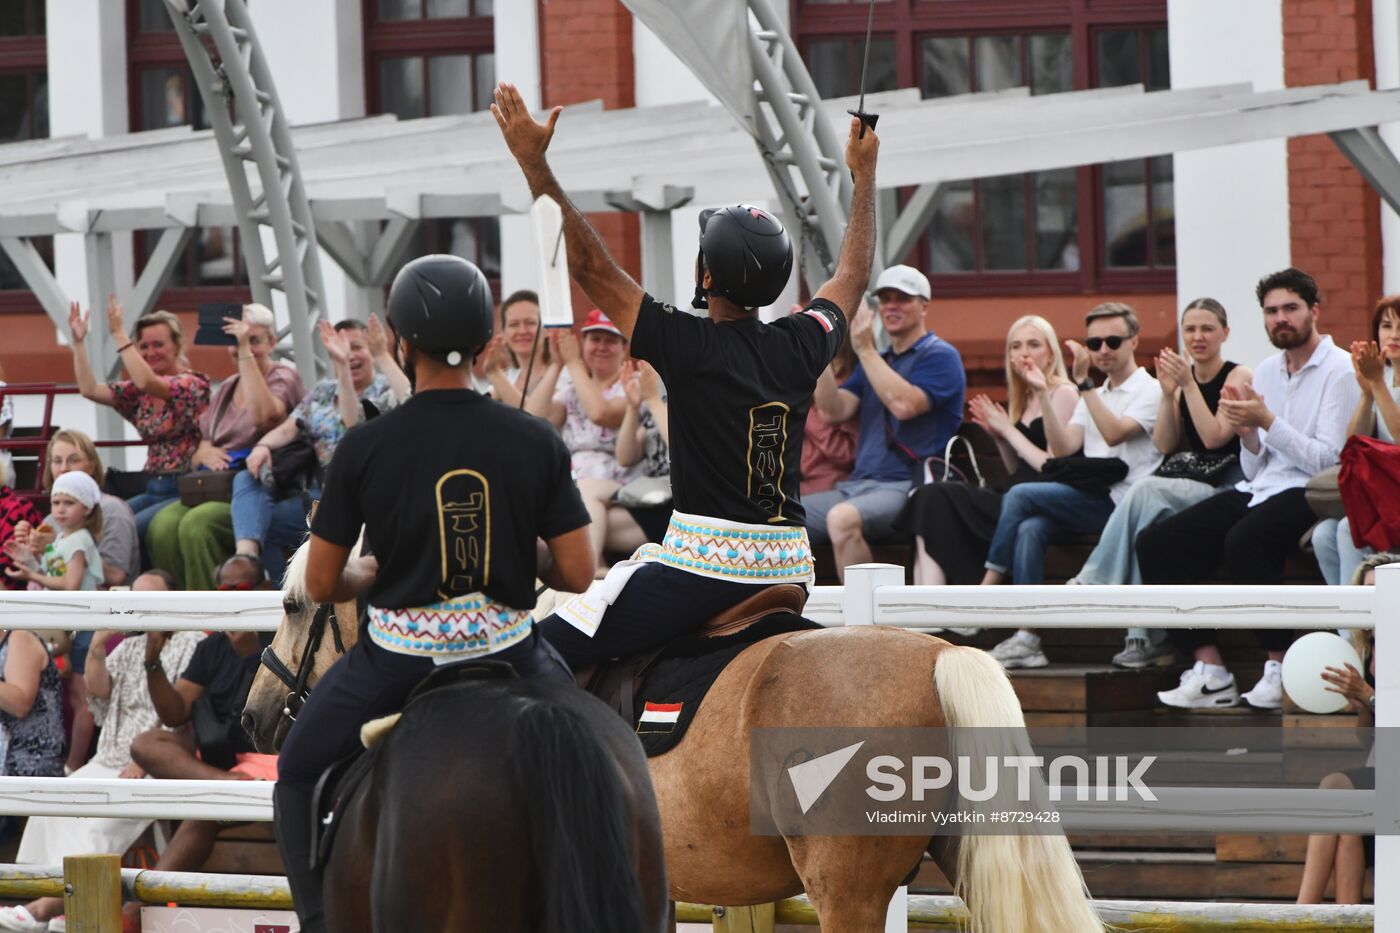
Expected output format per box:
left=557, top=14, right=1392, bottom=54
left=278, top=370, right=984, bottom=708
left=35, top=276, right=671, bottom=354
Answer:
left=1282, top=632, right=1365, bottom=714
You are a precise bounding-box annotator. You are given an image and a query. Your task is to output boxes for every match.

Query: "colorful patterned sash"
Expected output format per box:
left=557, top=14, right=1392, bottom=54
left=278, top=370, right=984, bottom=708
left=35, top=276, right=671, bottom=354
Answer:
left=368, top=594, right=533, bottom=663
left=638, top=510, right=814, bottom=584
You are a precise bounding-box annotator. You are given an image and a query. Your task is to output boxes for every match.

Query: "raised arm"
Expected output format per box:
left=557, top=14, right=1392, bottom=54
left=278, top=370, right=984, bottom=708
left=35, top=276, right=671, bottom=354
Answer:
left=68, top=302, right=117, bottom=407
left=492, top=83, right=645, bottom=338
left=813, top=118, right=880, bottom=321
left=106, top=296, right=172, bottom=400
left=318, top=320, right=361, bottom=428
left=366, top=313, right=411, bottom=402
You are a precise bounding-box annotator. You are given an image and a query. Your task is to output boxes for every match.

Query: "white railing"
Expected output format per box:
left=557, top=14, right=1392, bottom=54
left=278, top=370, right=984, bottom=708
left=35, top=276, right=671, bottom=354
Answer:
left=1, top=567, right=1396, bottom=932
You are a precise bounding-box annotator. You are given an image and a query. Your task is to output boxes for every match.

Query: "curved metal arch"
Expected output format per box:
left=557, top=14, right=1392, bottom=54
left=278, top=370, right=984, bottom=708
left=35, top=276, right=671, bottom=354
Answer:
left=162, top=0, right=328, bottom=384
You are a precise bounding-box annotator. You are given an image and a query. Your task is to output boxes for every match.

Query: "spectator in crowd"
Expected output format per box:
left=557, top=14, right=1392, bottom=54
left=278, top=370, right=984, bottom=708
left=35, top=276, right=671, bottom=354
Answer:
left=538, top=310, right=632, bottom=574
left=808, top=265, right=966, bottom=582
left=800, top=307, right=859, bottom=497
left=14, top=430, right=140, bottom=772
left=1312, top=297, right=1400, bottom=585
left=21, top=430, right=140, bottom=587
left=120, top=555, right=276, bottom=929
left=896, top=315, right=1077, bottom=588
left=0, top=362, right=13, bottom=489
left=610, top=359, right=672, bottom=549
left=0, top=570, right=203, bottom=933
left=67, top=297, right=210, bottom=542
left=233, top=318, right=401, bottom=584
left=1143, top=268, right=1359, bottom=709
left=481, top=290, right=558, bottom=408
left=4, top=471, right=104, bottom=594
left=1067, top=299, right=1252, bottom=669
left=1296, top=552, right=1390, bottom=906
left=985, top=302, right=1163, bottom=669
left=0, top=456, right=42, bottom=591
left=0, top=619, right=64, bottom=780
left=146, top=304, right=305, bottom=590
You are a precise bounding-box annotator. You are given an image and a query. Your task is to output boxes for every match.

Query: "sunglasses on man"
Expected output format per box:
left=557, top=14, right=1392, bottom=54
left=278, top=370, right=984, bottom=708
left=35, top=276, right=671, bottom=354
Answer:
left=1085, top=336, right=1127, bottom=352
left=216, top=581, right=258, bottom=591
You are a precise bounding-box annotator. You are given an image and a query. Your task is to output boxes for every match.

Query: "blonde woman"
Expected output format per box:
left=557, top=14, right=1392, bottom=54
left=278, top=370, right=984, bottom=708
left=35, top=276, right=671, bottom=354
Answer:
left=68, top=297, right=211, bottom=541
left=896, top=315, right=1077, bottom=587
left=146, top=303, right=305, bottom=590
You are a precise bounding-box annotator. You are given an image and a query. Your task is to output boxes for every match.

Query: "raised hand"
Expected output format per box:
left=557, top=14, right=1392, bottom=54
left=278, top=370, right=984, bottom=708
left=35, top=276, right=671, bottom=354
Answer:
left=1156, top=348, right=1190, bottom=394
left=636, top=360, right=662, bottom=402
left=850, top=301, right=877, bottom=354
left=106, top=294, right=127, bottom=340
left=554, top=329, right=581, bottom=366
left=481, top=335, right=509, bottom=376
left=970, top=394, right=1011, bottom=435
left=1018, top=358, right=1048, bottom=393
left=621, top=360, right=643, bottom=409
left=490, top=81, right=562, bottom=168
left=68, top=302, right=89, bottom=343
left=366, top=313, right=391, bottom=358
left=1354, top=340, right=1386, bottom=387
left=317, top=319, right=350, bottom=366
left=843, top=116, right=880, bottom=183
left=224, top=315, right=253, bottom=349
left=1065, top=340, right=1091, bottom=383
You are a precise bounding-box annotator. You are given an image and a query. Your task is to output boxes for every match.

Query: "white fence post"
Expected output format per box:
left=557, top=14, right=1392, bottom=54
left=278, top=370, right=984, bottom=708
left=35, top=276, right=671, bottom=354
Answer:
left=1374, top=563, right=1399, bottom=933
left=839, top=562, right=908, bottom=933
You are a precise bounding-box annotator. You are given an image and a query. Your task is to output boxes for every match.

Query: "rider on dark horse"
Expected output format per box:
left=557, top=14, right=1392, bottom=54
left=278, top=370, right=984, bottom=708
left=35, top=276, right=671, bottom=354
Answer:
left=491, top=81, right=881, bottom=668
left=272, top=255, right=596, bottom=933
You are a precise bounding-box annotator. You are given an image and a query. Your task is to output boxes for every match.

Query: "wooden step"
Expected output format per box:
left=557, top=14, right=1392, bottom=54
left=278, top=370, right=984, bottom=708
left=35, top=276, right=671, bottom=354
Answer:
left=1010, top=665, right=1177, bottom=714
left=1216, top=834, right=1308, bottom=863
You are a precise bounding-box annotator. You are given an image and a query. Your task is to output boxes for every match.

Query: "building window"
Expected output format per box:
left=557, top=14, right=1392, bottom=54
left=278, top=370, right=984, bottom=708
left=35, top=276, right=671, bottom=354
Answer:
left=365, top=0, right=500, bottom=286
left=128, top=0, right=249, bottom=302
left=0, top=0, right=50, bottom=309
left=794, top=0, right=1172, bottom=294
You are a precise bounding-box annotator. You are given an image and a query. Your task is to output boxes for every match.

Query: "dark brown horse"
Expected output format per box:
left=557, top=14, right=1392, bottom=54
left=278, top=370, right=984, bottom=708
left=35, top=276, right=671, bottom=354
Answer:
left=246, top=549, right=1100, bottom=933
left=242, top=547, right=669, bottom=933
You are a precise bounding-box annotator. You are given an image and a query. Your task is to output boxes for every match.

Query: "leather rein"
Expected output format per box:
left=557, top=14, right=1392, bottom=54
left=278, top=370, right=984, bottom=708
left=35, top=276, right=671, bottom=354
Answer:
left=260, top=599, right=345, bottom=727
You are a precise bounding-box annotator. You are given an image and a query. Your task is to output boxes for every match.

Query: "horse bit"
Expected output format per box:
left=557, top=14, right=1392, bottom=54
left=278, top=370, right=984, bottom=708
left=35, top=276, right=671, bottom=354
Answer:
left=260, top=598, right=345, bottom=728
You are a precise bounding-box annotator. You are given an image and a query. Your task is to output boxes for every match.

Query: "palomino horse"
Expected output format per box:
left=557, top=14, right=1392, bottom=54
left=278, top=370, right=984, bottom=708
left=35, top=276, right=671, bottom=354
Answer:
left=241, top=546, right=669, bottom=933
left=245, top=548, right=1101, bottom=933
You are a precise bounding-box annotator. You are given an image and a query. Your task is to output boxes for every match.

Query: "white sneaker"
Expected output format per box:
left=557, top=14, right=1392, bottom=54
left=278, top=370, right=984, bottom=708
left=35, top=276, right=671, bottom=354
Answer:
left=988, top=632, right=1048, bottom=669
left=0, top=906, right=51, bottom=933
left=47, top=919, right=64, bottom=933
left=1241, top=660, right=1283, bottom=710
left=1157, top=661, right=1238, bottom=709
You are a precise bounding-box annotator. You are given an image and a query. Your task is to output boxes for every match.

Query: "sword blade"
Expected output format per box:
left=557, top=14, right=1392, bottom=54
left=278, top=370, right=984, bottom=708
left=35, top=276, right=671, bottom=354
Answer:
left=854, top=0, right=876, bottom=115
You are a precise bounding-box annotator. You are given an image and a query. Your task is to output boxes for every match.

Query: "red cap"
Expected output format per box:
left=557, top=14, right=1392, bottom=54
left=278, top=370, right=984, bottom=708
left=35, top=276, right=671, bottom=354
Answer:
left=579, top=309, right=624, bottom=339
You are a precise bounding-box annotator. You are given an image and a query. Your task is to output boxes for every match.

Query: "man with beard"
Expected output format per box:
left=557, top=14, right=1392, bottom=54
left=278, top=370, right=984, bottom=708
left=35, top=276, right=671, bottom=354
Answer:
left=808, top=265, right=966, bottom=581
left=1140, top=267, right=1360, bottom=710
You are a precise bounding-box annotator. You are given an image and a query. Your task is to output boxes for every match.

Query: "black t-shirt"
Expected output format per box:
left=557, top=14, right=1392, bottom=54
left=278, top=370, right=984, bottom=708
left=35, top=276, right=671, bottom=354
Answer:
left=311, top=389, right=589, bottom=610
left=630, top=294, right=848, bottom=526
left=179, top=632, right=272, bottom=754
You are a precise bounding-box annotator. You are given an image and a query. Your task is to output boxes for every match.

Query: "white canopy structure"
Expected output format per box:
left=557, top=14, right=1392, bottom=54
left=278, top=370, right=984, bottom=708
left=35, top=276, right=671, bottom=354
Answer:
left=4, top=77, right=1400, bottom=374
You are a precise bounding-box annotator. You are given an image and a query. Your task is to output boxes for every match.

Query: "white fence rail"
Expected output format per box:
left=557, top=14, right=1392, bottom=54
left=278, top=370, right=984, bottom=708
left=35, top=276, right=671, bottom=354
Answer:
left=0, top=567, right=1395, bottom=931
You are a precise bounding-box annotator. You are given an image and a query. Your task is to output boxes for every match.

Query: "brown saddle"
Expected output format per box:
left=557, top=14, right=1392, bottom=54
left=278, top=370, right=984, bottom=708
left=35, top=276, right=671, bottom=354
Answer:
left=577, top=583, right=808, bottom=721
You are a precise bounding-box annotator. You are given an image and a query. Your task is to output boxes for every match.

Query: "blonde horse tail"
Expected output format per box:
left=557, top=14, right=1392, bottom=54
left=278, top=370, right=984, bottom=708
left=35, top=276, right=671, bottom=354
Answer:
left=932, top=645, right=1103, bottom=933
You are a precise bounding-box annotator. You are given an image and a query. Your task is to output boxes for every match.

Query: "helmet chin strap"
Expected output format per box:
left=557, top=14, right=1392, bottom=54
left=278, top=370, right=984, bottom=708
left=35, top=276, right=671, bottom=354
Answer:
left=692, top=250, right=710, bottom=310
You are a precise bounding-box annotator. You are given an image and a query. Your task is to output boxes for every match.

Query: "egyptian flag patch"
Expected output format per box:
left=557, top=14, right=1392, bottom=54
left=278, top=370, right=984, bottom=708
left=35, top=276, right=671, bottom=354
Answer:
left=803, top=306, right=837, bottom=334
left=637, top=701, right=683, bottom=734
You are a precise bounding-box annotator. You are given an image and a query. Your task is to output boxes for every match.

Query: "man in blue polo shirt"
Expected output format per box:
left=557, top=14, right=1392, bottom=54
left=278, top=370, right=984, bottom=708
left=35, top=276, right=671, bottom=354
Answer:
left=809, top=264, right=965, bottom=580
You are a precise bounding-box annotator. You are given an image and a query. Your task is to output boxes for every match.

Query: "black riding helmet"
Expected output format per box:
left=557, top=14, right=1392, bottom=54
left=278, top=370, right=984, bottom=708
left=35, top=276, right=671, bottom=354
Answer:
left=387, top=254, right=494, bottom=365
left=693, top=205, right=793, bottom=310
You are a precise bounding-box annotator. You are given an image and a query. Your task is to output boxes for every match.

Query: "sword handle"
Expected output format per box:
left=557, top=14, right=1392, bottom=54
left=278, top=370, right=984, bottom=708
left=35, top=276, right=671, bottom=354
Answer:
left=847, top=108, right=879, bottom=140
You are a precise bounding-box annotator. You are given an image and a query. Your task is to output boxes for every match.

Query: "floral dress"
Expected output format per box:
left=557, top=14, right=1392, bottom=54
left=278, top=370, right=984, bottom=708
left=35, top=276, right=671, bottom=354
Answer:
left=109, top=371, right=211, bottom=474
left=554, top=369, right=632, bottom=483
left=0, top=633, right=64, bottom=777
left=292, top=373, right=400, bottom=469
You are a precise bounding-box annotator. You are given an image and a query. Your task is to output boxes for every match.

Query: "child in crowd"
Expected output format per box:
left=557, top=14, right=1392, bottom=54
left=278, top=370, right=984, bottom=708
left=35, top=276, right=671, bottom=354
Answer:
left=4, top=472, right=104, bottom=593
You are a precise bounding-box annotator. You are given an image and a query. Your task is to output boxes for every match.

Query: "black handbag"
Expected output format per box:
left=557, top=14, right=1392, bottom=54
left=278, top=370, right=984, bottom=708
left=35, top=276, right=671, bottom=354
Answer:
left=1153, top=450, right=1238, bottom=483
left=1040, top=455, right=1128, bottom=496
left=191, top=664, right=255, bottom=770
left=263, top=429, right=319, bottom=497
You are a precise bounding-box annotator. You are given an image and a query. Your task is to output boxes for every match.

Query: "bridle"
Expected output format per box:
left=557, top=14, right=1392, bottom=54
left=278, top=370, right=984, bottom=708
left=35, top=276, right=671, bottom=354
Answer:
left=260, top=598, right=345, bottom=727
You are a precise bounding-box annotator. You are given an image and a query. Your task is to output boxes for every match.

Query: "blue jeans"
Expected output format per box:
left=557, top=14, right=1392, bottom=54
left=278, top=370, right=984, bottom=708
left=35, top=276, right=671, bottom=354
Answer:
left=231, top=470, right=317, bottom=586
left=985, top=482, right=1115, bottom=585
left=1312, top=516, right=1373, bottom=586
left=1073, top=475, right=1220, bottom=643
left=126, top=474, right=179, bottom=546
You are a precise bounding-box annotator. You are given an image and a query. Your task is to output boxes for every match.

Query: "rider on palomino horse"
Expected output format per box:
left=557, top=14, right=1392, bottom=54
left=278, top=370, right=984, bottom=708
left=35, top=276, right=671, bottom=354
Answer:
left=271, top=255, right=597, bottom=933
left=491, top=81, right=880, bottom=667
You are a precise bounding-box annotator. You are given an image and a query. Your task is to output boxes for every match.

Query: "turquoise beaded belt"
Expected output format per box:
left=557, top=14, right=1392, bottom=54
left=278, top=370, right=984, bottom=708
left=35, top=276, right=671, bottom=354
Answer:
left=635, top=510, right=814, bottom=584
left=368, top=594, right=533, bottom=663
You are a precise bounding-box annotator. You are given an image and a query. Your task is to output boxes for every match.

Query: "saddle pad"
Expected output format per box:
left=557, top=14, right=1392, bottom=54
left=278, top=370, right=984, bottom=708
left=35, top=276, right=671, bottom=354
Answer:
left=632, top=612, right=819, bottom=756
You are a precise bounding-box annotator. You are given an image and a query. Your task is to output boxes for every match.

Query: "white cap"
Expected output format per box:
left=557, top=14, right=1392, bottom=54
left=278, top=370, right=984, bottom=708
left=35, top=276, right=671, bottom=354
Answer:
left=51, top=470, right=101, bottom=510
left=873, top=265, right=931, bottom=300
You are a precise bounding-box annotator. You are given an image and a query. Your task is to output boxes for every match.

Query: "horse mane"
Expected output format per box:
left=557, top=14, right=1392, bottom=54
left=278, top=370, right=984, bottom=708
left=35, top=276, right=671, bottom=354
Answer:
left=282, top=535, right=364, bottom=605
